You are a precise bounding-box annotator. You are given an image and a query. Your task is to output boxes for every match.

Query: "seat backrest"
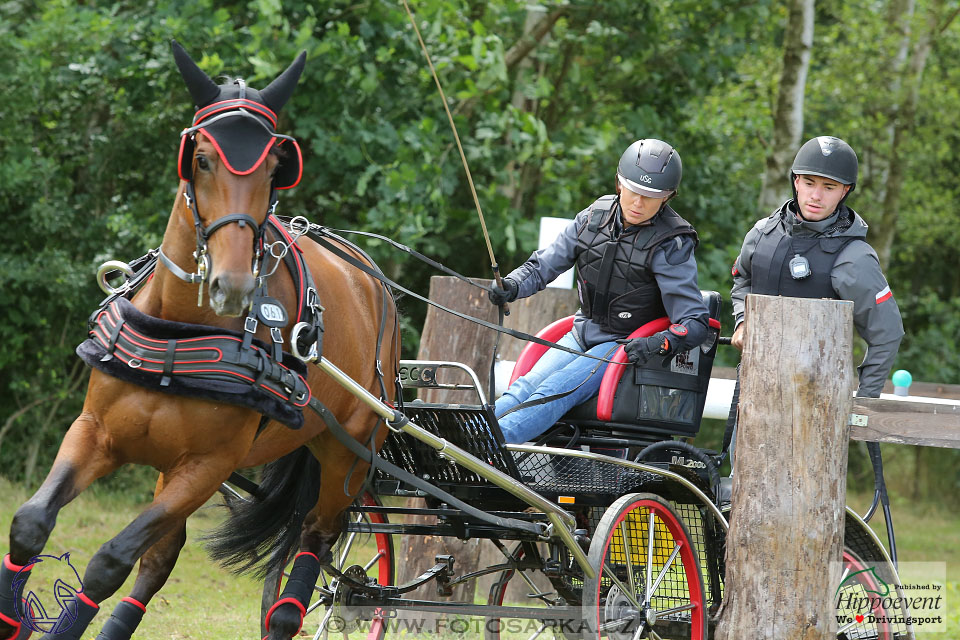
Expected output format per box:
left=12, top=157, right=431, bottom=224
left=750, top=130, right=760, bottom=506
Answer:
left=597, top=291, right=722, bottom=436
left=510, top=291, right=723, bottom=440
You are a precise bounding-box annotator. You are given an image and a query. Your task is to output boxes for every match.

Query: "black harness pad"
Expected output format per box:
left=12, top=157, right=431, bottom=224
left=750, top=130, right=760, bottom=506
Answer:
left=76, top=298, right=311, bottom=429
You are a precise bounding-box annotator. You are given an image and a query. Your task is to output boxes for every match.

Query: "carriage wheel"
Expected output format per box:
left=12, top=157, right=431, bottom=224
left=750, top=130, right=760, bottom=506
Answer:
left=835, top=548, right=893, bottom=640
left=581, top=493, right=707, bottom=640
left=262, top=492, right=394, bottom=640
left=485, top=542, right=581, bottom=640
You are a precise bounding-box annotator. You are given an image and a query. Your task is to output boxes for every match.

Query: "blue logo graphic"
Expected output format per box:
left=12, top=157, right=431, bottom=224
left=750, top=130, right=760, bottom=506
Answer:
left=12, top=552, right=84, bottom=634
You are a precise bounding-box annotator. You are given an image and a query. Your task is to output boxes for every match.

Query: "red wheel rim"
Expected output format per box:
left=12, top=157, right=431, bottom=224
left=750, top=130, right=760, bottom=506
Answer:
left=591, top=498, right=705, bottom=639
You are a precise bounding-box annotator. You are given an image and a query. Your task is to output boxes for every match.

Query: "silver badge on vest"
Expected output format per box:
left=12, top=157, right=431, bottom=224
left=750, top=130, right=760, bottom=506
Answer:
left=789, top=254, right=812, bottom=280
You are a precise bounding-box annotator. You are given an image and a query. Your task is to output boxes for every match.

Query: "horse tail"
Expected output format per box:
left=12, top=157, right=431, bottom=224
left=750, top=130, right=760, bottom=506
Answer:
left=205, top=446, right=321, bottom=578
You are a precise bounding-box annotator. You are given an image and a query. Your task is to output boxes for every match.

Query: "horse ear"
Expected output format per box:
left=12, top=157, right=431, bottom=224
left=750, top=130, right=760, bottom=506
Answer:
left=171, top=39, right=221, bottom=109
left=259, top=51, right=307, bottom=113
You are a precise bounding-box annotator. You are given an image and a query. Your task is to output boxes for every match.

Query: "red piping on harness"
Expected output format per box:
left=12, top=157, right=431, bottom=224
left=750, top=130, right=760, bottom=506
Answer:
left=91, top=305, right=311, bottom=408
left=274, top=138, right=303, bottom=190
left=198, top=126, right=276, bottom=176
left=193, top=99, right=278, bottom=128
left=268, top=214, right=306, bottom=323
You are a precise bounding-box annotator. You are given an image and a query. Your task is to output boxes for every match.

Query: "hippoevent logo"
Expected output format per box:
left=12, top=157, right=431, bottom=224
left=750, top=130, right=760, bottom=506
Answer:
left=12, top=552, right=84, bottom=634
left=833, top=561, right=946, bottom=633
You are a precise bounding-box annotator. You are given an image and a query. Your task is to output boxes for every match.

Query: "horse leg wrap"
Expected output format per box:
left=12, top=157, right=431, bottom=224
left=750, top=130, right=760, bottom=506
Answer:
left=37, top=592, right=98, bottom=640
left=94, top=598, right=145, bottom=640
left=0, top=555, right=32, bottom=640
left=264, top=552, right=321, bottom=636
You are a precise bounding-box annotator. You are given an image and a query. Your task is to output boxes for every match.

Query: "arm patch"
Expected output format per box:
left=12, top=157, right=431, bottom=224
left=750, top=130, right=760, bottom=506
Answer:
left=662, top=235, right=695, bottom=266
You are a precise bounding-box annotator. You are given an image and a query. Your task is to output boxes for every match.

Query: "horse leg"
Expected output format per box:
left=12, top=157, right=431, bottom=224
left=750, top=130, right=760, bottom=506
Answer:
left=264, top=425, right=374, bottom=640
left=94, top=475, right=187, bottom=640
left=34, top=457, right=234, bottom=640
left=1, top=413, right=119, bottom=640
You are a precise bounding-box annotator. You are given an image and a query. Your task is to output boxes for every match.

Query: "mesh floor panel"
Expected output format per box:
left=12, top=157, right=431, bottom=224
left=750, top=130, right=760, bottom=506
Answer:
left=376, top=404, right=520, bottom=484
left=513, top=451, right=659, bottom=495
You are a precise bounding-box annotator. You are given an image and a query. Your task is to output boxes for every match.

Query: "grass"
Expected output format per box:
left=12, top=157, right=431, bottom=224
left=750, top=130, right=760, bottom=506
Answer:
left=0, top=477, right=957, bottom=638
left=0, top=477, right=262, bottom=639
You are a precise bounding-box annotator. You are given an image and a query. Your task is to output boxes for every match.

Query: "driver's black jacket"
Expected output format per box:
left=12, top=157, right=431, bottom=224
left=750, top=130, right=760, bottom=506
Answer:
left=506, top=195, right=709, bottom=350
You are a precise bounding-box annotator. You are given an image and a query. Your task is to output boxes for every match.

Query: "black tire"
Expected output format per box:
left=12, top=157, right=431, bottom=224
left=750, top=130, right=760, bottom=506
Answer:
left=582, top=493, right=708, bottom=640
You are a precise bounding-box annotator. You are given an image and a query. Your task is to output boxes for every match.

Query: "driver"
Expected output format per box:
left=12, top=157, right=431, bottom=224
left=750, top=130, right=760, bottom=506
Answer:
left=488, top=138, right=710, bottom=444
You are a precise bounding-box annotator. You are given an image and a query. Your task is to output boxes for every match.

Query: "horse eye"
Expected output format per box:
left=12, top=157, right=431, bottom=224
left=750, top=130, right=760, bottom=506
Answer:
left=196, top=155, right=211, bottom=172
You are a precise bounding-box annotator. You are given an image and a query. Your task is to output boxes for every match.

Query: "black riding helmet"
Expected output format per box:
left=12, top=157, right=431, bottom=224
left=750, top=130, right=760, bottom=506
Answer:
left=616, top=139, right=682, bottom=200
left=791, top=136, right=858, bottom=203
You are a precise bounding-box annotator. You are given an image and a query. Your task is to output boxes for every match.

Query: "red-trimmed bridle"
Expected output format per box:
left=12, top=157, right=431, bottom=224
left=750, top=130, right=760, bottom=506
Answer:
left=159, top=91, right=300, bottom=308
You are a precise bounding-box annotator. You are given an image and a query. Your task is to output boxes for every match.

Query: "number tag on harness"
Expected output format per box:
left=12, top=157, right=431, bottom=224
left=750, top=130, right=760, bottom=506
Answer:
left=255, top=297, right=288, bottom=328
left=670, top=348, right=700, bottom=376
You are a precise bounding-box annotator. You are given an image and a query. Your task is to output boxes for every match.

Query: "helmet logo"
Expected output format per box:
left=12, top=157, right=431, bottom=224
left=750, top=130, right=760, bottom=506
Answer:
left=636, top=174, right=653, bottom=184
left=817, top=136, right=837, bottom=156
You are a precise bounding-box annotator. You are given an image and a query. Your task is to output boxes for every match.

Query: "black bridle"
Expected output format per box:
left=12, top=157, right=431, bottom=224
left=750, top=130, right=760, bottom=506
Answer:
left=157, top=177, right=274, bottom=305
left=159, top=109, right=288, bottom=304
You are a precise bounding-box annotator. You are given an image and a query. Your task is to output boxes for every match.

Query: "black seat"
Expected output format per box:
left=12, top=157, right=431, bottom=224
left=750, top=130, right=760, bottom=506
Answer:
left=545, top=290, right=722, bottom=449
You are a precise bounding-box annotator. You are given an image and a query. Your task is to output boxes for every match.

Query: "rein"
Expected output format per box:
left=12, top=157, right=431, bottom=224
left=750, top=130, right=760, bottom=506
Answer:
left=295, top=223, right=618, bottom=366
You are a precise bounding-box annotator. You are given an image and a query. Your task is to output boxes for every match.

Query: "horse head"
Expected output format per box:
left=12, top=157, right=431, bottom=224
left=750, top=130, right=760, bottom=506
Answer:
left=171, top=40, right=305, bottom=317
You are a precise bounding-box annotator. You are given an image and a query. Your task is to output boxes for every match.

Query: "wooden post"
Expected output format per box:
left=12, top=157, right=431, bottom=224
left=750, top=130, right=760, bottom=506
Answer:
left=415, top=276, right=501, bottom=403
left=415, top=276, right=579, bottom=401
left=398, top=276, right=576, bottom=612
left=715, top=295, right=854, bottom=640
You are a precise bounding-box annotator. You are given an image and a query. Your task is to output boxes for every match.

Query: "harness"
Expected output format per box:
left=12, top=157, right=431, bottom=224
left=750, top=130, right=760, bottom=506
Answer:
left=82, top=215, right=330, bottom=429
left=78, top=297, right=311, bottom=429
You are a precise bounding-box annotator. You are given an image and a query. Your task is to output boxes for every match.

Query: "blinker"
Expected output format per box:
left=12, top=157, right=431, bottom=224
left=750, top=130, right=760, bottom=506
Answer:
left=177, top=106, right=302, bottom=189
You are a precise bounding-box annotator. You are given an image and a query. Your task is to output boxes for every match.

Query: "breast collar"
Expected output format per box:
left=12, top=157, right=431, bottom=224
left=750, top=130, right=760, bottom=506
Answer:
left=83, top=215, right=326, bottom=426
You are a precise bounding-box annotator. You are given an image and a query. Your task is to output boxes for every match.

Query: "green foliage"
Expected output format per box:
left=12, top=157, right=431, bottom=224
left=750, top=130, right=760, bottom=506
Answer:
left=0, top=0, right=956, bottom=489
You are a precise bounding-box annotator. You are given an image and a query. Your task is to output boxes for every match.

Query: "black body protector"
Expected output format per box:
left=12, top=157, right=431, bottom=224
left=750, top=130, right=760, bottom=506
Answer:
left=576, top=196, right=698, bottom=335
left=749, top=213, right=856, bottom=299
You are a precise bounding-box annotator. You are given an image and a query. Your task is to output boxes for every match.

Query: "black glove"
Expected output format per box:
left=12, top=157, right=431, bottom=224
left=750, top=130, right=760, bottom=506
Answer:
left=618, top=324, right=689, bottom=365
left=488, top=277, right=519, bottom=306
left=619, top=332, right=672, bottom=365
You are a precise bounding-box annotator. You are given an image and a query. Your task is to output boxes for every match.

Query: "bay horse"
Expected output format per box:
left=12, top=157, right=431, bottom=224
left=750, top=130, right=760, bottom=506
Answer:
left=0, top=41, right=398, bottom=640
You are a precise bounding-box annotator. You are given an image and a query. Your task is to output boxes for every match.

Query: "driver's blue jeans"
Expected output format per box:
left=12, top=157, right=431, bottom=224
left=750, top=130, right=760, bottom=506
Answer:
left=495, top=331, right=617, bottom=444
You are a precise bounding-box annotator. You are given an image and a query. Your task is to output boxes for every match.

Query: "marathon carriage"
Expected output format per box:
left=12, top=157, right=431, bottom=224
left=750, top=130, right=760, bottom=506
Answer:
left=0, top=40, right=912, bottom=640
left=261, top=290, right=913, bottom=640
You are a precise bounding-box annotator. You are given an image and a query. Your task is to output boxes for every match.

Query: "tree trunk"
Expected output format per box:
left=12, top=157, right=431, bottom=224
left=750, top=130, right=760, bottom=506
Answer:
left=714, top=295, right=854, bottom=640
left=872, top=0, right=953, bottom=268
left=756, top=0, right=815, bottom=214
left=502, top=5, right=557, bottom=214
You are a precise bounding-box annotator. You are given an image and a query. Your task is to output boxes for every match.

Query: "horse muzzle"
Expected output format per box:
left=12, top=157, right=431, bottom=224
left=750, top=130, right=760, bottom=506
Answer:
left=208, top=271, right=255, bottom=317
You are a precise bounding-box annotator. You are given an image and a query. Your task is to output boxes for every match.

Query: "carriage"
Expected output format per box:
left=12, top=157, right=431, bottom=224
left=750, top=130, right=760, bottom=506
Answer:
left=0, top=41, right=913, bottom=640
left=257, top=288, right=913, bottom=640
